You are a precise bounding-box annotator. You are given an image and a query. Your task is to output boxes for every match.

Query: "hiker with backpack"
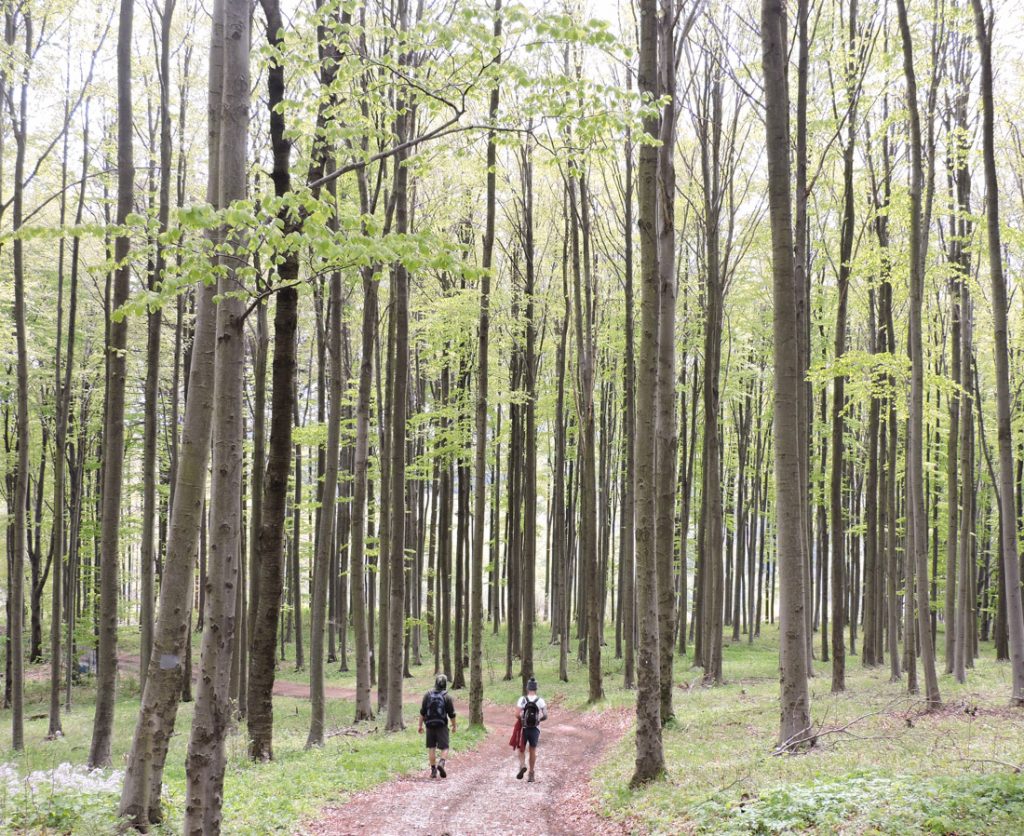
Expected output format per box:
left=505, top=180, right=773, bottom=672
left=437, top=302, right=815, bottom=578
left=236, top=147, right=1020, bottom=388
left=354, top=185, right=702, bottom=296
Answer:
left=513, top=676, right=547, bottom=783
left=419, top=674, right=457, bottom=779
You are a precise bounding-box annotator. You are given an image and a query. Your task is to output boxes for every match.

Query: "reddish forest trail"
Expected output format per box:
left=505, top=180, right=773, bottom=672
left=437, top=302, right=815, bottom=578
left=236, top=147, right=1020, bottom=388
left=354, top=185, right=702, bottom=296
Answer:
left=303, top=703, right=631, bottom=836
left=116, top=653, right=630, bottom=834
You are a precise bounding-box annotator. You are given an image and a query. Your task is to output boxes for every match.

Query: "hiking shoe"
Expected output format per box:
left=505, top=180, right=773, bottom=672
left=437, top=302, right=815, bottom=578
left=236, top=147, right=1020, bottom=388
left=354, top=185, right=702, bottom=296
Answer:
left=438, top=760, right=447, bottom=778
left=430, top=765, right=437, bottom=779
left=516, top=766, right=527, bottom=780
left=528, top=771, right=535, bottom=783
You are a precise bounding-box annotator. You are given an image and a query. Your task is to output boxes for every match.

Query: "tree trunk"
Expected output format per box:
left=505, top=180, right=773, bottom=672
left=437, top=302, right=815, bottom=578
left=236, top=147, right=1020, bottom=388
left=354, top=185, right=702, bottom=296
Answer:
left=829, top=0, right=859, bottom=693
left=90, top=0, right=134, bottom=768
left=762, top=0, right=813, bottom=748
left=631, top=0, right=664, bottom=785
left=655, top=2, right=679, bottom=721
left=183, top=0, right=250, bottom=828
left=119, top=5, right=220, bottom=813
left=385, top=0, right=412, bottom=724
left=139, top=0, right=174, bottom=699
left=6, top=9, right=32, bottom=754
left=470, top=0, right=501, bottom=725
left=972, top=0, right=1024, bottom=704
left=896, top=0, right=941, bottom=709
left=621, top=101, right=637, bottom=688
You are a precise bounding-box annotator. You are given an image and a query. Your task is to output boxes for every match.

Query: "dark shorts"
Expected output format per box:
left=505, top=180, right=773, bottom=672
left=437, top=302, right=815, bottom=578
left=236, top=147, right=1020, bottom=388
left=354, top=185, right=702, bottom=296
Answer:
left=425, top=724, right=450, bottom=750
left=522, top=726, right=540, bottom=748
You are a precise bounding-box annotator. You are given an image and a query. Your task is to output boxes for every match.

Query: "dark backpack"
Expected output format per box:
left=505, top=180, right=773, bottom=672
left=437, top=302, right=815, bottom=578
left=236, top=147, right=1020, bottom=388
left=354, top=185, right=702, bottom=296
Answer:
left=522, top=697, right=541, bottom=729
left=425, top=690, right=447, bottom=727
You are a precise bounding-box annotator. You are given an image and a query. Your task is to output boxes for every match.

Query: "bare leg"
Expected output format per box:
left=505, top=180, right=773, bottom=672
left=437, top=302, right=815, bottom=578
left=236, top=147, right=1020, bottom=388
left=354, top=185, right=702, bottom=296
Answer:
left=428, top=747, right=436, bottom=767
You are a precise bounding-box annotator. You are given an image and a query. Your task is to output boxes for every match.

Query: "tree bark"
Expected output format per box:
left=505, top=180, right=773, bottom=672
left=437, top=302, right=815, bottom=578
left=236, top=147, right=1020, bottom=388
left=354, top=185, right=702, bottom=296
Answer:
left=183, top=0, right=250, bottom=828
left=470, top=0, right=501, bottom=726
left=90, top=0, right=134, bottom=768
left=631, top=0, right=664, bottom=785
left=971, top=0, right=1024, bottom=704
left=762, top=0, right=813, bottom=748
left=896, top=0, right=941, bottom=709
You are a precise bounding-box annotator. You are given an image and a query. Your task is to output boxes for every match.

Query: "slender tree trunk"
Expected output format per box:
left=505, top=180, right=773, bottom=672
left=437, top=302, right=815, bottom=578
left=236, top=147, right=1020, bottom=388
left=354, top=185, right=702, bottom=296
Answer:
left=139, top=0, right=174, bottom=700
left=621, top=103, right=637, bottom=688
left=896, top=0, right=941, bottom=709
left=348, top=269, right=377, bottom=721
left=519, top=139, right=539, bottom=702
left=971, top=0, right=1024, bottom=704
left=829, top=0, right=859, bottom=693
left=7, top=10, right=32, bottom=754
left=90, top=0, right=134, bottom=768
left=470, top=0, right=501, bottom=725
left=655, top=1, right=679, bottom=721
left=385, top=0, right=412, bottom=725
left=631, top=0, right=664, bottom=785
left=308, top=263, right=343, bottom=745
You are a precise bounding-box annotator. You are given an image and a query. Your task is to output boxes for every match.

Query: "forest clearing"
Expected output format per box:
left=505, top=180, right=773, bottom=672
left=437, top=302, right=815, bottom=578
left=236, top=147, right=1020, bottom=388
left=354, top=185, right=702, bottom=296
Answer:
left=3, top=0, right=1024, bottom=832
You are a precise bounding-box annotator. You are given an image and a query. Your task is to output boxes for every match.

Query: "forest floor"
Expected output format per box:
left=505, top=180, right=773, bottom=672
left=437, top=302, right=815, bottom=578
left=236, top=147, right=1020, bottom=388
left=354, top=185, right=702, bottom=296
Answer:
left=4, top=625, right=1024, bottom=833
left=595, top=628, right=1024, bottom=834
left=114, top=651, right=630, bottom=834
left=304, top=700, right=630, bottom=836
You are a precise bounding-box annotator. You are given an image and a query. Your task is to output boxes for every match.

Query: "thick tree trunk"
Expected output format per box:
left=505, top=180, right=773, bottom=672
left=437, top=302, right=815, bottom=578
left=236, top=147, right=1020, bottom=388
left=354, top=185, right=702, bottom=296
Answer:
left=183, top=0, right=250, bottom=829
left=246, top=0, right=304, bottom=762
left=762, top=0, right=813, bottom=748
left=119, top=7, right=221, bottom=811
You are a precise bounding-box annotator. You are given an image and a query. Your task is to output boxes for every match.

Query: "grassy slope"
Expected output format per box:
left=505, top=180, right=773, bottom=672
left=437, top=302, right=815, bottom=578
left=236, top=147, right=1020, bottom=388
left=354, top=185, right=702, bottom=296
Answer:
left=593, top=625, right=1024, bottom=834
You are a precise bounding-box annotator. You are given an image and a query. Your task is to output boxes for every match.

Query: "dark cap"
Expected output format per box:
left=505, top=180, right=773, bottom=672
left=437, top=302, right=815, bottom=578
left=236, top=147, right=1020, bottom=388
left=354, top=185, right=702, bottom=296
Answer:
left=526, top=676, right=538, bottom=692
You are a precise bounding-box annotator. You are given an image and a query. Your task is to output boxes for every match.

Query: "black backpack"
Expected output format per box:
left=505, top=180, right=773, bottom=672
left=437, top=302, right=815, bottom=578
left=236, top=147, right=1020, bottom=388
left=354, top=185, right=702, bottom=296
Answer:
left=425, top=690, right=447, bottom=727
left=522, top=697, right=541, bottom=729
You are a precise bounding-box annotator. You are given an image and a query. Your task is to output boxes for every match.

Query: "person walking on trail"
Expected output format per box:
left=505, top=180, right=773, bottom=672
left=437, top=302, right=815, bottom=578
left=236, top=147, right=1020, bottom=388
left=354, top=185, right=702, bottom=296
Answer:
left=513, top=676, right=548, bottom=783
left=419, top=674, right=457, bottom=779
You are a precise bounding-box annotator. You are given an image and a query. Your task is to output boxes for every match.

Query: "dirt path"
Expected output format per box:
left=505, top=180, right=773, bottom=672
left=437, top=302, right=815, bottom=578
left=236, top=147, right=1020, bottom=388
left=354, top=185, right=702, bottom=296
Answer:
left=116, top=653, right=629, bottom=834
left=302, top=702, right=631, bottom=836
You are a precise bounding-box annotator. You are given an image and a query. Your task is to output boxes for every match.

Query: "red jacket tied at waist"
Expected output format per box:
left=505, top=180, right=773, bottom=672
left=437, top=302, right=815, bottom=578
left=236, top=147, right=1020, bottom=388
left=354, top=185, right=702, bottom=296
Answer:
left=508, top=718, right=525, bottom=751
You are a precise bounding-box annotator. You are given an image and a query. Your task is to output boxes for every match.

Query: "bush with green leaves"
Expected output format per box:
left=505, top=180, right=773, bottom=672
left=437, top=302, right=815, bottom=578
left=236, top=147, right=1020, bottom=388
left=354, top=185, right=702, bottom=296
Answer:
left=689, top=772, right=1024, bottom=835
left=0, top=762, right=127, bottom=833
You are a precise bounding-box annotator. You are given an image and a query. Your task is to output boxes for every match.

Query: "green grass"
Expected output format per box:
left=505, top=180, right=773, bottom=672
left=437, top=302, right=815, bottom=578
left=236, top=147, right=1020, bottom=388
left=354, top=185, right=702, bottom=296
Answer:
left=593, top=625, right=1024, bottom=834
left=275, top=616, right=642, bottom=715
